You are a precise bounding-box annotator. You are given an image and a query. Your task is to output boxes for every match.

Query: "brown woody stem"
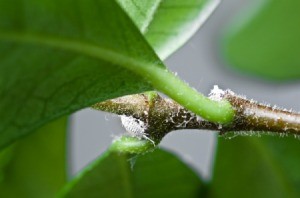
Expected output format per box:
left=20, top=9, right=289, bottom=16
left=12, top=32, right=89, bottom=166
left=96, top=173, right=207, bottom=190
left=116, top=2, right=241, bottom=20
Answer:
left=92, top=90, right=300, bottom=143
left=223, top=91, right=300, bottom=135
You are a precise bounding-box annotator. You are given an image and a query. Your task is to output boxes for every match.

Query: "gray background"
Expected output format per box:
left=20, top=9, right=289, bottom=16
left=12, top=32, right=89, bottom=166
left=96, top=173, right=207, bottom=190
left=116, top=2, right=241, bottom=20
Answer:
left=70, top=0, right=300, bottom=180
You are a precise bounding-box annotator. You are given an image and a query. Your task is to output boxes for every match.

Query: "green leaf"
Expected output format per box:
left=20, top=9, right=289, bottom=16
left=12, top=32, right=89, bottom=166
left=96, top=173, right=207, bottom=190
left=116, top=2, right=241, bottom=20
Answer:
left=0, top=0, right=234, bottom=148
left=0, top=144, right=14, bottom=182
left=117, top=0, right=219, bottom=59
left=223, top=0, right=300, bottom=80
left=210, top=136, right=300, bottom=198
left=0, top=0, right=157, bottom=149
left=0, top=117, right=67, bottom=198
left=60, top=148, right=205, bottom=198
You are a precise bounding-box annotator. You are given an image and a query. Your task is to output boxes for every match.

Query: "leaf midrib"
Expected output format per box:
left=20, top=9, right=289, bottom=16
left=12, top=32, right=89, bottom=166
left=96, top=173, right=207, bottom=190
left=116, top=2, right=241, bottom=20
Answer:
left=116, top=154, right=134, bottom=198
left=0, top=31, right=164, bottom=77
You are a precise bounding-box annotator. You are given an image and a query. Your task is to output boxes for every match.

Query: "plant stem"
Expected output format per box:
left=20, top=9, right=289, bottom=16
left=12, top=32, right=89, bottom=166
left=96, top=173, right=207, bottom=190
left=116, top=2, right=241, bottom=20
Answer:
left=138, top=67, right=235, bottom=124
left=93, top=91, right=300, bottom=142
left=223, top=91, right=300, bottom=135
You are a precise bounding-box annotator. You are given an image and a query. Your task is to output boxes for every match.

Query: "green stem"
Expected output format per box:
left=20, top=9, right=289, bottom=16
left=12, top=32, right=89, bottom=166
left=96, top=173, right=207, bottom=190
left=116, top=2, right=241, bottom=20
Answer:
left=138, top=67, right=234, bottom=123
left=109, top=136, right=155, bottom=154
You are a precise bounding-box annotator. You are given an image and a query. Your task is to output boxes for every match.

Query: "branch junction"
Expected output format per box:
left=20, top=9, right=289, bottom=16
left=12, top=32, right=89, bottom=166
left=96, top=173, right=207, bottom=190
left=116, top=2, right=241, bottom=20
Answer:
left=92, top=87, right=300, bottom=144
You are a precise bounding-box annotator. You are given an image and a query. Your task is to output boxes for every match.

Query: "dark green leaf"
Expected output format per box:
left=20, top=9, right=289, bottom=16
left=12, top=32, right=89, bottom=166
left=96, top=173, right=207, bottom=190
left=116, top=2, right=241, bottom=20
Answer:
left=0, top=0, right=161, bottom=148
left=0, top=117, right=67, bottom=198
left=117, top=0, right=219, bottom=59
left=60, top=148, right=205, bottom=198
left=210, top=136, right=300, bottom=198
left=0, top=0, right=228, bottom=148
left=0, top=144, right=13, bottom=182
left=223, top=0, right=300, bottom=80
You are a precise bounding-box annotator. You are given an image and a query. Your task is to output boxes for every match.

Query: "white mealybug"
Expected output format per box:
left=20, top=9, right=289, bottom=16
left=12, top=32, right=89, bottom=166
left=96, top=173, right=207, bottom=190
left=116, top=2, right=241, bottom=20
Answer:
left=120, top=115, right=154, bottom=144
left=209, top=85, right=225, bottom=101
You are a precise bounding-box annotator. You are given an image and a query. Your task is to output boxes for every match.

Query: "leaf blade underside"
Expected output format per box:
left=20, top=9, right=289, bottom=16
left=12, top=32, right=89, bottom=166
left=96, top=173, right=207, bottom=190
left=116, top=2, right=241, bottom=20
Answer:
left=0, top=0, right=219, bottom=148
left=60, top=149, right=206, bottom=198
left=0, top=0, right=162, bottom=148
